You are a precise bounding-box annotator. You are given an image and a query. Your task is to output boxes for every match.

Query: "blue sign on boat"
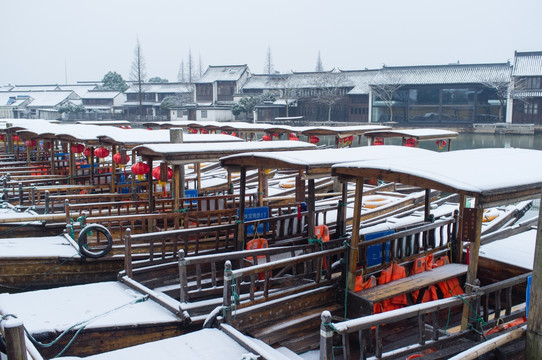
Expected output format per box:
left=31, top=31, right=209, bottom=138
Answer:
left=364, top=229, right=394, bottom=267
left=184, top=189, right=198, bottom=204
left=239, top=206, right=270, bottom=236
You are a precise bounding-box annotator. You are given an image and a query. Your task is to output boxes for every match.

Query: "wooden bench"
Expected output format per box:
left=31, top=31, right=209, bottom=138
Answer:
left=348, top=263, right=468, bottom=316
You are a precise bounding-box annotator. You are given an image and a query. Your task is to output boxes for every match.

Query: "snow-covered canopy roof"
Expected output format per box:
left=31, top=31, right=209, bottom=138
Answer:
left=301, top=125, right=392, bottom=137
left=82, top=91, right=122, bottom=99
left=98, top=129, right=243, bottom=147
left=364, top=128, right=459, bottom=141
left=133, top=140, right=316, bottom=164
left=75, top=120, right=131, bottom=126
left=332, top=148, right=542, bottom=206
left=220, top=145, right=434, bottom=177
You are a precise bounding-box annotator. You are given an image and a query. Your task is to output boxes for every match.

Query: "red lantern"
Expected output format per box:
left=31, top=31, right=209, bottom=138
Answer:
left=309, top=135, right=320, bottom=144
left=152, top=164, right=173, bottom=196
left=231, top=132, right=237, bottom=137
left=199, top=129, right=209, bottom=134
left=262, top=134, right=272, bottom=141
left=113, top=152, right=129, bottom=165
left=436, top=139, right=447, bottom=150
left=189, top=128, right=198, bottom=134
left=94, top=147, right=110, bottom=159
left=71, top=144, right=85, bottom=154
left=405, top=138, right=416, bottom=147
left=42, top=141, right=51, bottom=151
left=83, top=147, right=92, bottom=157
left=25, top=139, right=37, bottom=147
left=0, top=134, right=4, bottom=141
left=288, top=133, right=299, bottom=141
left=373, top=137, right=384, bottom=146
left=11, top=135, right=20, bottom=144
left=273, top=133, right=279, bottom=138
left=131, top=162, right=150, bottom=181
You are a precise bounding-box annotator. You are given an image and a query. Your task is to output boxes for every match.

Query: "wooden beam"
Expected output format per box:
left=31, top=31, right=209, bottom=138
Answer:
left=526, top=195, right=542, bottom=359
left=308, top=178, right=315, bottom=239
left=348, top=178, right=364, bottom=291
left=236, top=167, right=247, bottom=251
left=110, top=145, right=117, bottom=193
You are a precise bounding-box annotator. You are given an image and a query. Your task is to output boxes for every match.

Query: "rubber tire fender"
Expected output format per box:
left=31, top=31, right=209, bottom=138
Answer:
left=78, top=224, right=113, bottom=258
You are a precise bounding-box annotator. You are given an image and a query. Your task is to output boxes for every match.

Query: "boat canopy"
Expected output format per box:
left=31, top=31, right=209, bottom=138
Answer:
left=220, top=145, right=432, bottom=178
left=133, top=140, right=316, bottom=164
left=301, top=125, right=391, bottom=137
left=332, top=147, right=542, bottom=206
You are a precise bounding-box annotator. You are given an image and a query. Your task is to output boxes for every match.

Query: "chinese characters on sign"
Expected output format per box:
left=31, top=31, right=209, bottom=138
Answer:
left=462, top=208, right=477, bottom=242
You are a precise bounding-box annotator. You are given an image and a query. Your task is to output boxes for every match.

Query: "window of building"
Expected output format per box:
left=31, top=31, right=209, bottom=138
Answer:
left=177, top=110, right=182, bottom=118
left=525, top=103, right=539, bottom=114
left=201, top=110, right=208, bottom=118
left=527, top=77, right=542, bottom=89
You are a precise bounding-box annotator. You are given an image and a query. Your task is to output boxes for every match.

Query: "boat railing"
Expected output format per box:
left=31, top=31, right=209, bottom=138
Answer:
left=222, top=246, right=347, bottom=324
left=357, top=215, right=458, bottom=275
left=320, top=272, right=530, bottom=359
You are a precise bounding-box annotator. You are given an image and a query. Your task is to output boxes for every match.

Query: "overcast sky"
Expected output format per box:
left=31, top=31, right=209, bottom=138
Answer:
left=1, top=0, right=541, bottom=85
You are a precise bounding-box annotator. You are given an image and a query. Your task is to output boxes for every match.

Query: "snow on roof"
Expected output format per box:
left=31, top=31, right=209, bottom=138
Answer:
left=479, top=228, right=536, bottom=270
left=134, top=140, right=316, bottom=162
left=333, top=148, right=542, bottom=200
left=196, top=65, right=249, bottom=83
left=56, top=328, right=253, bottom=360
left=0, top=235, right=79, bottom=258
left=9, top=85, right=60, bottom=91
left=512, top=51, right=542, bottom=77
left=220, top=145, right=434, bottom=174
left=17, top=91, right=77, bottom=107
left=341, top=69, right=380, bottom=95
left=301, top=125, right=392, bottom=136
left=0, top=93, right=32, bottom=107
left=83, top=91, right=122, bottom=99
left=125, top=83, right=192, bottom=94
left=371, top=63, right=511, bottom=85
left=58, top=84, right=98, bottom=97
left=364, top=128, right=459, bottom=139
left=0, top=282, right=179, bottom=333
left=99, top=129, right=243, bottom=145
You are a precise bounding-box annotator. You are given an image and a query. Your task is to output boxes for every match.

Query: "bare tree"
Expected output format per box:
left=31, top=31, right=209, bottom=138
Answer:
left=130, top=37, right=147, bottom=118
left=187, top=48, right=193, bottom=83
left=197, top=54, right=203, bottom=80
left=177, top=60, right=185, bottom=82
left=276, top=75, right=298, bottom=117
left=315, top=51, right=324, bottom=72
left=311, top=72, right=351, bottom=121
left=370, top=73, right=403, bottom=122
left=483, top=77, right=529, bottom=123
left=264, top=46, right=274, bottom=74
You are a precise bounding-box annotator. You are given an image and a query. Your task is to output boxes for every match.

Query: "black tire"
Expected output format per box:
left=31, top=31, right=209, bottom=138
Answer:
left=78, top=224, right=113, bottom=258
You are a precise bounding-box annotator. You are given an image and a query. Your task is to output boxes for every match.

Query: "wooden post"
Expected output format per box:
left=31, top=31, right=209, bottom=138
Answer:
left=320, top=310, right=334, bottom=360
left=348, top=178, right=364, bottom=291
left=236, top=167, right=247, bottom=251
left=110, top=145, right=117, bottom=193
left=295, top=170, right=305, bottom=203
left=460, top=204, right=483, bottom=330
left=526, top=195, right=542, bottom=359
left=26, top=140, right=31, bottom=165
left=18, top=182, right=23, bottom=206
left=89, top=146, right=94, bottom=185
left=424, top=188, right=431, bottom=221
left=178, top=250, right=188, bottom=303
left=130, top=151, right=136, bottom=200
left=146, top=156, right=154, bottom=213
left=50, top=140, right=56, bottom=175
left=456, top=195, right=466, bottom=264
left=124, top=228, right=133, bottom=278
left=195, top=162, right=201, bottom=190
left=223, top=260, right=233, bottom=324
left=308, top=178, right=316, bottom=239
left=68, top=141, right=73, bottom=185
left=173, top=164, right=180, bottom=228
left=3, top=317, right=28, bottom=360
left=44, top=190, right=50, bottom=214
left=257, top=168, right=264, bottom=207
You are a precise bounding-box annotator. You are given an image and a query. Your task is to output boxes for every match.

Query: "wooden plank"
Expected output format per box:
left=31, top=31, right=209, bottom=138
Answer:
left=352, top=263, right=467, bottom=305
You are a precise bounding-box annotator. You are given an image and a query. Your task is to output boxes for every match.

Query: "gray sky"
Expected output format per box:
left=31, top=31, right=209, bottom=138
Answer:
left=1, top=0, right=541, bottom=85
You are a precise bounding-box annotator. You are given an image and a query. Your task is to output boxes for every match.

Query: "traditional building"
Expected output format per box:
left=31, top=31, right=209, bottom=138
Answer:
left=0, top=93, right=32, bottom=119
left=368, top=63, right=511, bottom=124
left=81, top=90, right=126, bottom=114
left=510, top=51, right=542, bottom=125
left=123, top=82, right=192, bottom=120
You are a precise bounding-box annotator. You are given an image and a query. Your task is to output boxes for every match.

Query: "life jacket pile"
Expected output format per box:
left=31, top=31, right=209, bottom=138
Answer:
left=411, top=254, right=439, bottom=303
left=433, top=256, right=464, bottom=298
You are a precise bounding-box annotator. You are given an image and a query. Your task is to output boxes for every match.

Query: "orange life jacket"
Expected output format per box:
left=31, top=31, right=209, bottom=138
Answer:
left=434, top=256, right=464, bottom=298
left=411, top=254, right=438, bottom=303
left=246, top=238, right=268, bottom=281
left=355, top=274, right=376, bottom=292
left=315, top=225, right=330, bottom=269
left=379, top=262, right=408, bottom=312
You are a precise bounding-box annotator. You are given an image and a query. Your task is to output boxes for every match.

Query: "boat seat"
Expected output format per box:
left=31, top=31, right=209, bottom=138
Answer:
left=348, top=263, right=468, bottom=316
